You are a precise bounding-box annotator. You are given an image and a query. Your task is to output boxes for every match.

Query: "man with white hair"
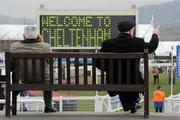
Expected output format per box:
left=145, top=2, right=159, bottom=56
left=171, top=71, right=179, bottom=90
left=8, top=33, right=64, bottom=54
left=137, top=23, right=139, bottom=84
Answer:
left=10, top=25, right=57, bottom=113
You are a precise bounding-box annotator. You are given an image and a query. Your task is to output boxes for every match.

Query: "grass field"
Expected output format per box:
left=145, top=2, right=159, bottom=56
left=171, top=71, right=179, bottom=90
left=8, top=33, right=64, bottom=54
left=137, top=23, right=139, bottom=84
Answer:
left=60, top=73, right=180, bottom=112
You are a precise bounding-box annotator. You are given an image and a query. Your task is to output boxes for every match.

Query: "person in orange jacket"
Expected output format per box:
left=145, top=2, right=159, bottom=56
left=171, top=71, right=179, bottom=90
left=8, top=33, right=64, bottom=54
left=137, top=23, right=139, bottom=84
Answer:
left=153, top=85, right=165, bottom=112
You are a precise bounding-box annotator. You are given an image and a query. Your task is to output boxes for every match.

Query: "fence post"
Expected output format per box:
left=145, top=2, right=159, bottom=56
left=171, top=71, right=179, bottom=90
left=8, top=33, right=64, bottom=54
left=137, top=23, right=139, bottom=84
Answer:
left=94, top=95, right=101, bottom=112
left=59, top=96, right=63, bottom=112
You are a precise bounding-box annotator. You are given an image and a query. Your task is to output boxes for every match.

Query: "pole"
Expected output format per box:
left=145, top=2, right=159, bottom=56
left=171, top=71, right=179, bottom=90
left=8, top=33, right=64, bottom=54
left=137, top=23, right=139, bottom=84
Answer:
left=95, top=46, right=98, bottom=96
left=170, top=46, right=173, bottom=95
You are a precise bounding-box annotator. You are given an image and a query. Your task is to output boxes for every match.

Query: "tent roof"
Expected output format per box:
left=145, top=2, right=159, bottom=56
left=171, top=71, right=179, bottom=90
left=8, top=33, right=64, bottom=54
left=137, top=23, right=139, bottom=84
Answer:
left=0, top=24, right=28, bottom=40
left=137, top=24, right=178, bottom=56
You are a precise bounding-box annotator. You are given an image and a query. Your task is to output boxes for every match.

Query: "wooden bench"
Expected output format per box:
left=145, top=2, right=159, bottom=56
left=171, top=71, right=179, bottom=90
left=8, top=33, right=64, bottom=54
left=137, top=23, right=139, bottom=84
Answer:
left=5, top=50, right=149, bottom=118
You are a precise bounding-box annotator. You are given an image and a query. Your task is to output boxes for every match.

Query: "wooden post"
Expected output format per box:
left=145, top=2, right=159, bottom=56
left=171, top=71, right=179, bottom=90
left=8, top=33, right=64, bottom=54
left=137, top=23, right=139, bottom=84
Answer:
left=5, top=52, right=11, bottom=117
left=144, top=49, right=149, bottom=119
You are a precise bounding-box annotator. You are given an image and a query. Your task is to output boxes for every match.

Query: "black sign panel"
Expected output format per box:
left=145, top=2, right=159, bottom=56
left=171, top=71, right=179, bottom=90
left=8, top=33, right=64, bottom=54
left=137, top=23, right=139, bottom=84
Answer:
left=39, top=15, right=135, bottom=48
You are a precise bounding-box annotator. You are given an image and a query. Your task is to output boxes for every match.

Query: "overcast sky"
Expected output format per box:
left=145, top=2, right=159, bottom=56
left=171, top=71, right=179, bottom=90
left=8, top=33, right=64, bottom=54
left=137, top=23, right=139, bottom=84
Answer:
left=0, top=0, right=175, bottom=19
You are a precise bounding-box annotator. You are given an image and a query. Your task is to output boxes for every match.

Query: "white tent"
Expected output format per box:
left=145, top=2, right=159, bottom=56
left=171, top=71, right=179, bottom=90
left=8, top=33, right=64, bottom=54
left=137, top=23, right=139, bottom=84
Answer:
left=155, top=41, right=179, bottom=56
left=0, top=24, right=25, bottom=40
left=137, top=24, right=179, bottom=56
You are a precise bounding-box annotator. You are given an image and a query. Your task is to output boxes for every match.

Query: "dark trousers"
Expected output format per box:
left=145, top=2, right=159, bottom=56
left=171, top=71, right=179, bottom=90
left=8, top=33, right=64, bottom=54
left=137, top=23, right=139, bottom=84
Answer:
left=153, top=75, right=159, bottom=84
left=168, top=78, right=175, bottom=84
left=43, top=91, right=52, bottom=107
left=108, top=91, right=139, bottom=111
left=155, top=107, right=163, bottom=112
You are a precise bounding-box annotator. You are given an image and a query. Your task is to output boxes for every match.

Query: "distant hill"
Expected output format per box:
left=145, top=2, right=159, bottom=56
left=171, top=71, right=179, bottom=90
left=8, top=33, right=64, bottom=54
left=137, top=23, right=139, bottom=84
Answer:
left=0, top=15, right=35, bottom=25
left=139, top=0, right=180, bottom=41
left=139, top=0, right=180, bottom=25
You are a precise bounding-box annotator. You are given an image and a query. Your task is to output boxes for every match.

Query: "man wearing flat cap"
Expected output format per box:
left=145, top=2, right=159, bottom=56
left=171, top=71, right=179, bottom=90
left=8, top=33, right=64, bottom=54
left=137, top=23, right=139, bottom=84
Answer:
left=97, top=21, right=160, bottom=113
left=10, top=25, right=57, bottom=113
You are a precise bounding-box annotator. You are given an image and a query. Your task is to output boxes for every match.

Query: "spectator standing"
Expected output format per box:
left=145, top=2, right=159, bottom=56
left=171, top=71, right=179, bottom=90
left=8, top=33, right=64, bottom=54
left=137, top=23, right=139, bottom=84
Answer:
left=168, top=65, right=176, bottom=84
left=153, top=85, right=165, bottom=113
left=152, top=66, right=160, bottom=84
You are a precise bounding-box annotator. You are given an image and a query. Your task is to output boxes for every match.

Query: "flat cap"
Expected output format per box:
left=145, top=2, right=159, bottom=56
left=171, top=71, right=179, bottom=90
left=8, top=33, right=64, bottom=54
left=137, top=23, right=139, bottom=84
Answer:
left=118, top=21, right=135, bottom=32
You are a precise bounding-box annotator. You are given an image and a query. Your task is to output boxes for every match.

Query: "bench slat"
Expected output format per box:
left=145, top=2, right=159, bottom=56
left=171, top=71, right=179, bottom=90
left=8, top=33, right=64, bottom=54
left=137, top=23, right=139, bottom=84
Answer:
left=100, top=59, right=105, bottom=84
left=40, top=58, right=45, bottom=83
left=135, top=59, right=139, bottom=84
left=66, top=58, right=70, bottom=84
left=75, top=58, right=79, bottom=84
left=83, top=58, right=88, bottom=85
left=109, top=59, right=113, bottom=84
left=9, top=84, right=144, bottom=91
left=14, top=59, right=19, bottom=84
left=126, top=59, right=131, bottom=84
left=49, top=58, right=54, bottom=84
left=58, top=58, right=62, bottom=85
left=117, top=59, right=122, bottom=84
left=9, top=52, right=144, bottom=58
left=23, top=59, right=28, bottom=83
left=32, top=59, right=36, bottom=83
left=92, top=59, right=96, bottom=84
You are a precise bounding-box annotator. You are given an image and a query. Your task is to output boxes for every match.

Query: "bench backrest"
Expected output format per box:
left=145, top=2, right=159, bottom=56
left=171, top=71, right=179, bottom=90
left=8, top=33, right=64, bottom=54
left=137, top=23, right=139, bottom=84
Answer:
left=5, top=50, right=148, bottom=92
left=5, top=50, right=150, bottom=118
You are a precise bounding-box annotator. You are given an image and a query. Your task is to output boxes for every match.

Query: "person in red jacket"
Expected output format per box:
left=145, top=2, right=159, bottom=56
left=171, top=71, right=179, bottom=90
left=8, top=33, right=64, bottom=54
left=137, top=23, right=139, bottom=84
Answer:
left=153, top=85, right=165, bottom=112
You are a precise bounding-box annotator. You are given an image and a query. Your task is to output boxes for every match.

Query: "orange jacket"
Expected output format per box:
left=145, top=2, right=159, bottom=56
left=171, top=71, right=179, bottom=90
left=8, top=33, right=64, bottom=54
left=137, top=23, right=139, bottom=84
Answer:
left=153, top=90, right=165, bottom=102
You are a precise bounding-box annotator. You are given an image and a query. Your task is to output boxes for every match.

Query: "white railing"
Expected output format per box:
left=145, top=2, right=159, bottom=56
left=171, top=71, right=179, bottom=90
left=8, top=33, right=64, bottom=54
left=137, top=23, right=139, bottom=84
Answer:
left=59, top=95, right=122, bottom=112
left=0, top=96, right=44, bottom=112
left=0, top=95, right=122, bottom=112
left=164, top=93, right=180, bottom=113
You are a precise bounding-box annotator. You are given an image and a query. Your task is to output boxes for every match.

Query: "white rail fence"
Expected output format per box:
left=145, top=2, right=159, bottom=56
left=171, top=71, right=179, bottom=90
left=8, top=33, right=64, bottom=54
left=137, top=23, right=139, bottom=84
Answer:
left=165, top=93, right=180, bottom=113
left=0, top=96, right=44, bottom=112
left=59, top=95, right=122, bottom=112
left=0, top=95, right=122, bottom=112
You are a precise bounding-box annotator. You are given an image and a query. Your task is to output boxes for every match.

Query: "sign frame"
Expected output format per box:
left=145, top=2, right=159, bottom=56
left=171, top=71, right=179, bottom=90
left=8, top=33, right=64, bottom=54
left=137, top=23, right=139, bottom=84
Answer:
left=37, top=8, right=138, bottom=49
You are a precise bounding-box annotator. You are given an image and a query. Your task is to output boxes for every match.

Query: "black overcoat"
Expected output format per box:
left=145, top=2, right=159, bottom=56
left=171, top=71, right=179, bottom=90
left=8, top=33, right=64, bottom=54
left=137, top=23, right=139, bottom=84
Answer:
left=96, top=33, right=159, bottom=111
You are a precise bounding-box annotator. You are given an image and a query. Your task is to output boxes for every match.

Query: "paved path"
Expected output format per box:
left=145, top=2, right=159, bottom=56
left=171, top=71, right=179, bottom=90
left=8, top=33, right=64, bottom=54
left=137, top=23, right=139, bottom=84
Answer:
left=0, top=112, right=180, bottom=120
